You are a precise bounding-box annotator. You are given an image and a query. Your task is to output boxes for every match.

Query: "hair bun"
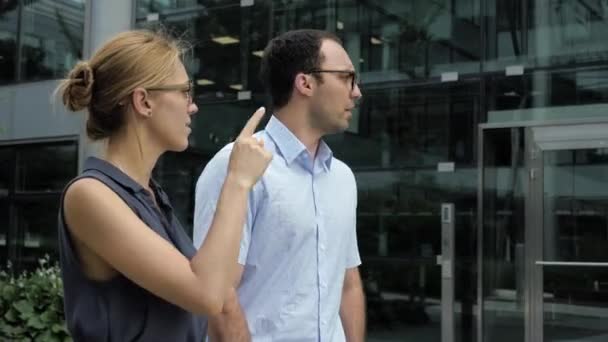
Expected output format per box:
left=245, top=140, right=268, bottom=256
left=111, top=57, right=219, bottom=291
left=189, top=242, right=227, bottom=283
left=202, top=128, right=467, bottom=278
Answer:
left=62, top=61, right=94, bottom=112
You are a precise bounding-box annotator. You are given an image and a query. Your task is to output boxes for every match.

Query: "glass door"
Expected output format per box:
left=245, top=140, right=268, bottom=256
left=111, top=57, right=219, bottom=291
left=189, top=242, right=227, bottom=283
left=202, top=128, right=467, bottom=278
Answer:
left=480, top=122, right=608, bottom=342
left=480, top=126, right=528, bottom=342
left=530, top=124, right=608, bottom=341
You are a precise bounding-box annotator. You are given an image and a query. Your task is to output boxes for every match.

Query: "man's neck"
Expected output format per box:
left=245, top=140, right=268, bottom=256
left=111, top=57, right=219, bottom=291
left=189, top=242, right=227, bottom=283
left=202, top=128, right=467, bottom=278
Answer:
left=274, top=106, right=322, bottom=158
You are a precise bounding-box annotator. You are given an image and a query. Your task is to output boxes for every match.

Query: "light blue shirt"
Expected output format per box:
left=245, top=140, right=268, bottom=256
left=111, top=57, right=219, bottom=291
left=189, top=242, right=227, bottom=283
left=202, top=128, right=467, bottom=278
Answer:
left=193, top=115, right=361, bottom=342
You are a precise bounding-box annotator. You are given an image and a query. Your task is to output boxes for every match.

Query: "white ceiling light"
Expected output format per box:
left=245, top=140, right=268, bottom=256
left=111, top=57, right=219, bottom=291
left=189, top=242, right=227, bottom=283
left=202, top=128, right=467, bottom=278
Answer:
left=212, top=36, right=240, bottom=45
left=196, top=79, right=215, bottom=86
left=370, top=36, right=383, bottom=45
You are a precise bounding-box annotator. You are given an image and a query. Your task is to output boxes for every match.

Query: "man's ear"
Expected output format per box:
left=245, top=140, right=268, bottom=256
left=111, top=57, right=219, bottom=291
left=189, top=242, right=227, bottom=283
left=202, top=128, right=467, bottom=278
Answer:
left=293, top=73, right=314, bottom=97
left=131, top=87, right=153, bottom=117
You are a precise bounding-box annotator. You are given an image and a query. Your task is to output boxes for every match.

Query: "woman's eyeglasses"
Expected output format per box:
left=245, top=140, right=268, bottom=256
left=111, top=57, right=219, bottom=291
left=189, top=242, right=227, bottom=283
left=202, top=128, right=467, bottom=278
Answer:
left=146, top=80, right=194, bottom=104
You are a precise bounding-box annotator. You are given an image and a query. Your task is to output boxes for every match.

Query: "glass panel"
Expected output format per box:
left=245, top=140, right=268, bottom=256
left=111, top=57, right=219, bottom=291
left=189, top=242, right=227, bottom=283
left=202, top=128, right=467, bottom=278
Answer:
left=356, top=168, right=476, bottom=341
left=20, top=0, right=85, bottom=81
left=0, top=200, right=8, bottom=265
left=482, top=127, right=527, bottom=342
left=15, top=143, right=77, bottom=193
left=486, top=66, right=608, bottom=124
left=137, top=3, right=268, bottom=103
left=153, top=150, right=209, bottom=236
left=327, top=81, right=478, bottom=169
left=135, top=0, right=241, bottom=21
left=191, top=100, right=268, bottom=152
left=357, top=170, right=441, bottom=341
left=542, top=149, right=608, bottom=341
left=14, top=198, right=59, bottom=270
left=337, top=0, right=480, bottom=83
left=0, top=0, right=19, bottom=84
left=193, top=4, right=250, bottom=101
left=0, top=148, right=11, bottom=196
left=271, top=0, right=330, bottom=34
left=485, top=0, right=608, bottom=71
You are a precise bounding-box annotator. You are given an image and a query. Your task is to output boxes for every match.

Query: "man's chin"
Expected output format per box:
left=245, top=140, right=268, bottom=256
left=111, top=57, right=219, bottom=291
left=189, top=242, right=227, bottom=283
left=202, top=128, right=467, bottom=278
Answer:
left=325, top=122, right=350, bottom=135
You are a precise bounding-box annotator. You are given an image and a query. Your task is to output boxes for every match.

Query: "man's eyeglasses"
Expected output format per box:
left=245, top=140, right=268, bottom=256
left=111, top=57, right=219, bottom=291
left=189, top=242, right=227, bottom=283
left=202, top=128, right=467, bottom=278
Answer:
left=146, top=80, right=194, bottom=104
left=306, top=69, right=358, bottom=91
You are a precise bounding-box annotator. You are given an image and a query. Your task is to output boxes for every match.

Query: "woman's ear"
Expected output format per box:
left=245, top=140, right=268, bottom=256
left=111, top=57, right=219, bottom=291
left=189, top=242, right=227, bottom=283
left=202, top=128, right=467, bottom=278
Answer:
left=131, top=87, right=153, bottom=117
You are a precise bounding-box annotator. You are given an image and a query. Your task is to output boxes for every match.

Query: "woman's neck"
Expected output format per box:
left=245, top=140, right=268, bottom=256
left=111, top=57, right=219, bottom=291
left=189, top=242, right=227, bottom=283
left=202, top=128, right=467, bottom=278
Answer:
left=103, top=130, right=161, bottom=191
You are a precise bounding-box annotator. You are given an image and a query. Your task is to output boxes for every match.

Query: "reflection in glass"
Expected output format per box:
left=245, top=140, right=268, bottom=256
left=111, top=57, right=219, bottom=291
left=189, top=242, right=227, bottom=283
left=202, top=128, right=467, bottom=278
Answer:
left=20, top=0, right=84, bottom=81
left=136, top=1, right=269, bottom=103
left=328, top=82, right=477, bottom=169
left=0, top=148, right=11, bottom=196
left=15, top=199, right=60, bottom=270
left=0, top=200, right=8, bottom=265
left=153, top=150, right=209, bottom=236
left=482, top=128, right=526, bottom=342
left=336, top=0, right=480, bottom=80
left=355, top=168, right=476, bottom=341
left=16, top=143, right=77, bottom=192
left=2, top=142, right=77, bottom=271
left=0, top=0, right=19, bottom=83
left=542, top=149, right=608, bottom=341
left=487, top=66, right=608, bottom=124
left=486, top=0, right=608, bottom=71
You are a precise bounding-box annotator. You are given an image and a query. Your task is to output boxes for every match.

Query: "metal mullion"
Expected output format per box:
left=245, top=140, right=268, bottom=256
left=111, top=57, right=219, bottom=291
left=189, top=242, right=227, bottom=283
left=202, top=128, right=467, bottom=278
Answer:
left=536, top=261, right=608, bottom=267
left=476, top=125, right=485, bottom=342
left=525, top=127, right=543, bottom=342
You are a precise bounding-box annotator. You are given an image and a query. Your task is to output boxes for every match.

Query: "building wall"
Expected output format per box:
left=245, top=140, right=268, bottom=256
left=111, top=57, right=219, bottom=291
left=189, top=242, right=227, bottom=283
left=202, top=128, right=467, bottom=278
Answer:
left=0, top=0, right=132, bottom=270
left=0, top=80, right=80, bottom=141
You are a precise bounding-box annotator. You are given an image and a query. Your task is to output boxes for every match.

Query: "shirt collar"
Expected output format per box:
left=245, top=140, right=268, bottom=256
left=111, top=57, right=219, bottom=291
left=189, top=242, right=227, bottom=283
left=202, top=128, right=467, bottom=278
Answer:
left=265, top=115, right=333, bottom=171
left=316, top=140, right=333, bottom=172
left=83, top=157, right=169, bottom=205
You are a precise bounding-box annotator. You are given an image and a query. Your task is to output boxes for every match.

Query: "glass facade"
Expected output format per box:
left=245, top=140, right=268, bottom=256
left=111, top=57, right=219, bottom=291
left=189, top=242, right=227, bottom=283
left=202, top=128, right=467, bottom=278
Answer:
left=0, top=0, right=608, bottom=341
left=0, top=141, right=78, bottom=271
left=0, top=0, right=85, bottom=85
left=133, top=1, right=608, bottom=341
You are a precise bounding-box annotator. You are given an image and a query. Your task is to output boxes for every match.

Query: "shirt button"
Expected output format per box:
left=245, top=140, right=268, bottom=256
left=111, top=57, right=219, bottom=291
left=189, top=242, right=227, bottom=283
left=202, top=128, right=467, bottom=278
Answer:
left=320, top=245, right=325, bottom=252
left=322, top=320, right=327, bottom=325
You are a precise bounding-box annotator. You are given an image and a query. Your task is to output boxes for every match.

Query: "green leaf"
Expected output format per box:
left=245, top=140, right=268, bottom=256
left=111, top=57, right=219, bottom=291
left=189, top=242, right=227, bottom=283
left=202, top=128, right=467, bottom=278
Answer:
left=0, top=261, right=68, bottom=340
left=13, top=300, right=34, bottom=315
left=1, top=284, right=17, bottom=300
left=35, top=330, right=60, bottom=342
left=27, top=315, right=45, bottom=330
left=4, top=308, right=18, bottom=322
left=40, top=310, right=56, bottom=323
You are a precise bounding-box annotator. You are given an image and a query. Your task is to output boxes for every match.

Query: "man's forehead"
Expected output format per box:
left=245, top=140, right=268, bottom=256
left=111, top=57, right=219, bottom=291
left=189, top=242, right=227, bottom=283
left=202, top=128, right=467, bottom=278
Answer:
left=319, top=39, right=354, bottom=69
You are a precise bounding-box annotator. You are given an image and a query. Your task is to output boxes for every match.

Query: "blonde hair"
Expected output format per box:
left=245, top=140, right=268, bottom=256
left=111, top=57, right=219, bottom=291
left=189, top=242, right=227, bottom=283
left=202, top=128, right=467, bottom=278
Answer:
left=56, top=29, right=188, bottom=140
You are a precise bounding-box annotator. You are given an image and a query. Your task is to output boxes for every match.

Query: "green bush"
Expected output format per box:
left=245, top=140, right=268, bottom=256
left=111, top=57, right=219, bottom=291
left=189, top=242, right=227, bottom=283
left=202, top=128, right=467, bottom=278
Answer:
left=0, top=256, right=71, bottom=342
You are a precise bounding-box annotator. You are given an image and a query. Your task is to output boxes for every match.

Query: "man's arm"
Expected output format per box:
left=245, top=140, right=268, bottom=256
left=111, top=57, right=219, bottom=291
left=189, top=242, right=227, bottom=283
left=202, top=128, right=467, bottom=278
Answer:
left=207, top=265, right=250, bottom=342
left=340, top=267, right=366, bottom=342
left=193, top=150, right=256, bottom=341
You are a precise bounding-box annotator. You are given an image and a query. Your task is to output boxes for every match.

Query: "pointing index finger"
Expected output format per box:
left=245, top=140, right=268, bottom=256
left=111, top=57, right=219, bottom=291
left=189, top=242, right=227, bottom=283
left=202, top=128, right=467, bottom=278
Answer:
left=239, top=107, right=266, bottom=138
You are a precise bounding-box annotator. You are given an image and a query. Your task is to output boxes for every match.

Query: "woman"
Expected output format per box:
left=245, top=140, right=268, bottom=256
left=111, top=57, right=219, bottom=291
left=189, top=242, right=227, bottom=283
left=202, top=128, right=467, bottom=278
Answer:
left=56, top=29, right=271, bottom=341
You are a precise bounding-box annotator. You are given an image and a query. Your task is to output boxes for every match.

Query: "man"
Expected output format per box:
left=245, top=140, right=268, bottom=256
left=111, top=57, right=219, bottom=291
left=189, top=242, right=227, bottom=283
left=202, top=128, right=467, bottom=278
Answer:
left=193, top=29, right=365, bottom=341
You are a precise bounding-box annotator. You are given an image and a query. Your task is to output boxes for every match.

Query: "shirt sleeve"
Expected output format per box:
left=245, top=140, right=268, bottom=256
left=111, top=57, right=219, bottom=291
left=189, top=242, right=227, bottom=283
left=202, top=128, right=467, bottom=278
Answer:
left=345, top=170, right=361, bottom=269
left=193, top=147, right=254, bottom=266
